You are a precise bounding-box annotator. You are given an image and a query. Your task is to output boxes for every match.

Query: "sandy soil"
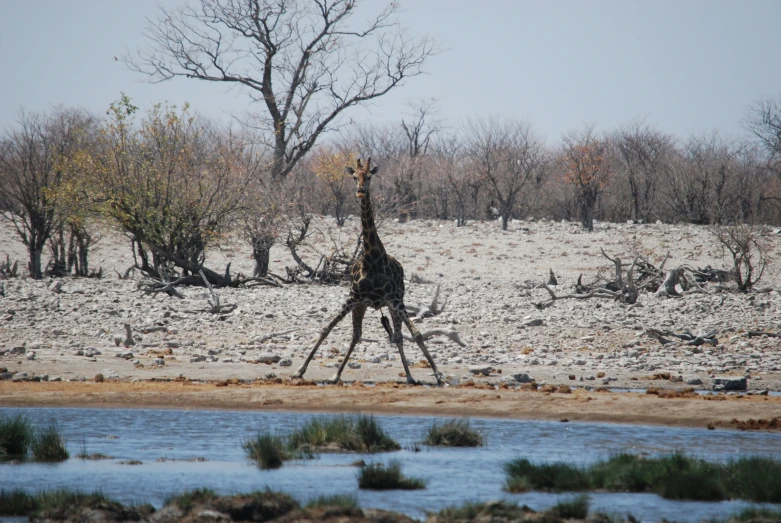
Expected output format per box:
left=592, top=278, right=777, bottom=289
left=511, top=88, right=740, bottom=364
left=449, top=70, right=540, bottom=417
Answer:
left=2, top=380, right=780, bottom=431
left=2, top=215, right=781, bottom=428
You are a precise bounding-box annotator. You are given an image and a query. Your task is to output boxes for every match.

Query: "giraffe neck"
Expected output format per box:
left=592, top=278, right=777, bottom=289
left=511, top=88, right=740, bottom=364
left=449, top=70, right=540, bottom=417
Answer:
left=360, top=193, right=386, bottom=257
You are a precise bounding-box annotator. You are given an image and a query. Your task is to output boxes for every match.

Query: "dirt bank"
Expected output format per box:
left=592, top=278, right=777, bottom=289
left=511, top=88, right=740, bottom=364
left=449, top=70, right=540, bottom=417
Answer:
left=2, top=380, right=779, bottom=431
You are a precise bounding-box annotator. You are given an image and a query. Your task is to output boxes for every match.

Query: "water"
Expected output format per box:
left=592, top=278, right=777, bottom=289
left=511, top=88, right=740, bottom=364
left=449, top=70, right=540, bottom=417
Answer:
left=1, top=407, right=780, bottom=522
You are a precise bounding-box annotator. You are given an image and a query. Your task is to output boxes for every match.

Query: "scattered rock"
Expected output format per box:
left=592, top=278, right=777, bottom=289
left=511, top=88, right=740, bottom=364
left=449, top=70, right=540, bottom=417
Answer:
left=94, top=373, right=104, bottom=383
left=279, top=358, right=293, bottom=367
left=469, top=365, right=493, bottom=376
left=712, top=376, right=747, bottom=391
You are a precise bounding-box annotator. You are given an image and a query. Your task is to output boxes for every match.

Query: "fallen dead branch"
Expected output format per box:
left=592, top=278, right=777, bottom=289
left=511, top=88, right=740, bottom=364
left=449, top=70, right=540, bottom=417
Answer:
left=646, top=328, right=718, bottom=346
left=199, top=270, right=237, bottom=314
left=406, top=285, right=447, bottom=318
left=402, top=328, right=467, bottom=347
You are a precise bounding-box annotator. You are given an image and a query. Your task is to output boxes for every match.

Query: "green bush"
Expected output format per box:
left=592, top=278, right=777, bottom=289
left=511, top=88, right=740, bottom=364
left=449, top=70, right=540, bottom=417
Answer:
left=424, top=419, right=484, bottom=447
left=732, top=506, right=781, bottom=522
left=30, top=423, right=69, bottom=462
left=357, top=461, right=425, bottom=490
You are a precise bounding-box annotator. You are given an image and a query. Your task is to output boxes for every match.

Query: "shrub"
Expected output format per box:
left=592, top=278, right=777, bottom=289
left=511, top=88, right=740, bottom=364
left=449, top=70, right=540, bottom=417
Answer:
left=551, top=494, right=590, bottom=518
left=0, top=414, right=32, bottom=457
left=424, top=419, right=483, bottom=447
left=30, top=423, right=69, bottom=462
left=357, top=461, right=426, bottom=490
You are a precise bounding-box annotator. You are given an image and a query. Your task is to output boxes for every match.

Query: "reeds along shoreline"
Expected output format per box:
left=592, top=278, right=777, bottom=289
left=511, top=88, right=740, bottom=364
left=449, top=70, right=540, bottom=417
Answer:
left=504, top=452, right=781, bottom=503
left=0, top=414, right=68, bottom=462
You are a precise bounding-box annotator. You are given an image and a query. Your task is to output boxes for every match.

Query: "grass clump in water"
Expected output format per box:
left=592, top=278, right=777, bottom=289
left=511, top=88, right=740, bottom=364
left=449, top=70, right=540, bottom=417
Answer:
left=551, top=494, right=590, bottom=519
left=503, top=458, right=589, bottom=492
left=165, top=488, right=219, bottom=511
left=424, top=418, right=484, bottom=447
left=0, top=414, right=33, bottom=457
left=305, top=494, right=359, bottom=510
left=723, top=456, right=781, bottom=503
left=357, top=461, right=426, bottom=490
left=243, top=433, right=290, bottom=469
left=504, top=452, right=781, bottom=503
left=0, top=489, right=114, bottom=517
left=732, top=506, right=781, bottom=522
left=434, top=500, right=529, bottom=521
left=30, top=423, right=69, bottom=462
left=288, top=415, right=399, bottom=453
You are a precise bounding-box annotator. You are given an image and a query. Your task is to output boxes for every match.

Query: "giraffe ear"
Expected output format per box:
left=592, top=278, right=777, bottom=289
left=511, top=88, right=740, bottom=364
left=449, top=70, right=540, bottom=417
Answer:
left=344, top=167, right=355, bottom=175
left=369, top=166, right=379, bottom=175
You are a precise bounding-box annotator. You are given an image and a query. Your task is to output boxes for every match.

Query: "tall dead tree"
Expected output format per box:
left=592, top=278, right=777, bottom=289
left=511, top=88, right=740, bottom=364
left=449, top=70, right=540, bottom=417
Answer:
left=127, top=0, right=438, bottom=181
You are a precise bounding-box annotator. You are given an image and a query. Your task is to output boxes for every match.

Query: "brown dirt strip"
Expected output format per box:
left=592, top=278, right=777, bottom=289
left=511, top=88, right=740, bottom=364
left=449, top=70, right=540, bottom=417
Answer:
left=2, top=381, right=780, bottom=431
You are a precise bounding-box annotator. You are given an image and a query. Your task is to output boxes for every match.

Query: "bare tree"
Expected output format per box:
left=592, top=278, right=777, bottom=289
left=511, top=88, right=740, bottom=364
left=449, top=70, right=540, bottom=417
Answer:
left=614, top=121, right=674, bottom=222
left=745, top=96, right=781, bottom=177
left=562, top=126, right=613, bottom=231
left=0, top=108, right=93, bottom=279
left=662, top=133, right=741, bottom=225
left=465, top=117, right=545, bottom=230
left=127, top=0, right=438, bottom=180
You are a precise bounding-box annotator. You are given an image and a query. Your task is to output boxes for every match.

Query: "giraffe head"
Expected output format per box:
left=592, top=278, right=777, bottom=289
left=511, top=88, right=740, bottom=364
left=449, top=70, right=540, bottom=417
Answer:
left=345, top=157, right=379, bottom=199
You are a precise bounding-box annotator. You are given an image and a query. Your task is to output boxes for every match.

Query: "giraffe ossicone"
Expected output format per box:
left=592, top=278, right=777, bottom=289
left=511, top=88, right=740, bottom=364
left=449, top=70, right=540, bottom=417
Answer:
left=292, top=157, right=445, bottom=385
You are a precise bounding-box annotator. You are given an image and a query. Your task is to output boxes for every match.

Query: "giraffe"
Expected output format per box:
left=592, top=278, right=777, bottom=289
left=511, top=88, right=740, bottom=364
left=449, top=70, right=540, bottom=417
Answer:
left=292, top=157, right=444, bottom=385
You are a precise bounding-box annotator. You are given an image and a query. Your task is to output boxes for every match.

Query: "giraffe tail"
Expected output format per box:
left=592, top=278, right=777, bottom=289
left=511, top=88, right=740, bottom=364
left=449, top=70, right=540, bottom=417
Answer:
left=380, top=314, right=393, bottom=341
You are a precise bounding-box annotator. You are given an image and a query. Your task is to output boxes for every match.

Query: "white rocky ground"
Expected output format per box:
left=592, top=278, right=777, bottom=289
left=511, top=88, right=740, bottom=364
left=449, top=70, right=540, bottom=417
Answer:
left=1, top=215, right=780, bottom=391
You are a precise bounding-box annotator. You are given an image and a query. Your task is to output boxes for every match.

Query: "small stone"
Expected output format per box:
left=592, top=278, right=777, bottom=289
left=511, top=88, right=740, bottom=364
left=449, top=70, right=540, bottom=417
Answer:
left=511, top=373, right=534, bottom=383
left=686, top=377, right=703, bottom=385
left=116, top=352, right=133, bottom=359
left=165, top=341, right=180, bottom=348
left=712, top=376, right=747, bottom=391
left=26, top=351, right=36, bottom=361
left=189, top=355, right=206, bottom=363
left=279, top=358, right=292, bottom=367
left=94, top=373, right=105, bottom=383
left=48, top=281, right=63, bottom=293
left=469, top=365, right=493, bottom=376
left=367, top=356, right=382, bottom=364
left=264, top=372, right=277, bottom=379
left=256, top=353, right=281, bottom=364
left=10, top=347, right=25, bottom=356
left=153, top=358, right=165, bottom=366
left=348, top=362, right=361, bottom=369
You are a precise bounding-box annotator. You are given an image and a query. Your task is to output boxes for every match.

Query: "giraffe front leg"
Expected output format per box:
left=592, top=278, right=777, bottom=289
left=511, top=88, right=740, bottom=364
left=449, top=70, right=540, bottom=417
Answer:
left=292, top=302, right=353, bottom=379
left=328, top=305, right=366, bottom=384
left=389, top=308, right=419, bottom=386
left=398, top=306, right=445, bottom=386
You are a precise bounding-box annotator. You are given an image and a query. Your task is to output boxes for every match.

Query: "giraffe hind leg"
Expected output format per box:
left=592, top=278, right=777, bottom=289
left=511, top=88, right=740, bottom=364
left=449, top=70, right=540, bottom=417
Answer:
left=292, top=301, right=355, bottom=379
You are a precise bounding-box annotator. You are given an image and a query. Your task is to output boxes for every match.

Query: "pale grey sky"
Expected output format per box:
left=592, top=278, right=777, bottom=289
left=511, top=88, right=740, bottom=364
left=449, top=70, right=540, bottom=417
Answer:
left=1, top=1, right=779, bottom=143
